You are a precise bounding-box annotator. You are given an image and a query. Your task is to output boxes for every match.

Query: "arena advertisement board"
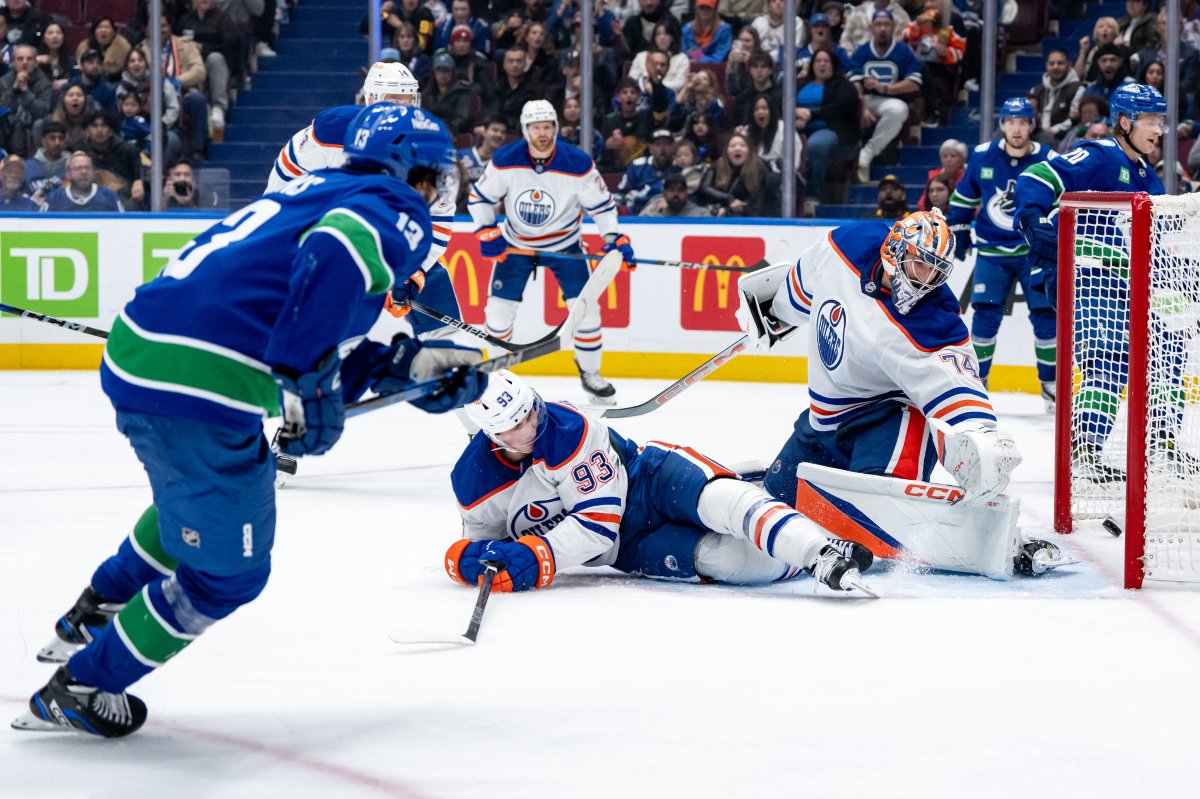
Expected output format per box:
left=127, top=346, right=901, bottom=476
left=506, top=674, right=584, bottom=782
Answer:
left=0, top=215, right=1036, bottom=390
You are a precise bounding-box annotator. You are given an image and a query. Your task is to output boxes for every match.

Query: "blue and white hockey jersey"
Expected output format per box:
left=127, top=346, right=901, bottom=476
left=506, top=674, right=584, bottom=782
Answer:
left=265, top=105, right=454, bottom=271
left=452, top=402, right=633, bottom=570
left=769, top=221, right=995, bottom=455
left=102, top=170, right=431, bottom=432
left=948, top=139, right=1054, bottom=256
left=468, top=139, right=618, bottom=250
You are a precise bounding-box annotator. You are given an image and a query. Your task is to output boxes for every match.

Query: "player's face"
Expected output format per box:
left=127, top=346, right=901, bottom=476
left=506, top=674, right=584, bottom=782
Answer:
left=1129, top=113, right=1165, bottom=151
left=497, top=407, right=539, bottom=454
left=1001, top=117, right=1032, bottom=148
left=384, top=92, right=418, bottom=106
left=526, top=120, right=556, bottom=154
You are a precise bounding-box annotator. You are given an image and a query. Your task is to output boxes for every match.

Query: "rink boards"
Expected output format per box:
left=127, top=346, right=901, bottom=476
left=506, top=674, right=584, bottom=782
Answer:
left=0, top=213, right=1041, bottom=392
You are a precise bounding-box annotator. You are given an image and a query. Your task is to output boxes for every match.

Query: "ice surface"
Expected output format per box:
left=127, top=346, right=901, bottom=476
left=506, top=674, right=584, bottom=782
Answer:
left=3, top=372, right=1200, bottom=799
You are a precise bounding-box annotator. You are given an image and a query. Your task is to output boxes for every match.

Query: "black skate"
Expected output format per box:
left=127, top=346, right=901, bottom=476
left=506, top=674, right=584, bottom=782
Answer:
left=11, top=665, right=146, bottom=738
left=806, top=545, right=877, bottom=596
left=1073, top=444, right=1125, bottom=484
left=575, top=359, right=617, bottom=405
left=824, top=538, right=874, bottom=573
left=1150, top=431, right=1200, bottom=475
left=1014, top=538, right=1075, bottom=576
left=37, top=586, right=124, bottom=664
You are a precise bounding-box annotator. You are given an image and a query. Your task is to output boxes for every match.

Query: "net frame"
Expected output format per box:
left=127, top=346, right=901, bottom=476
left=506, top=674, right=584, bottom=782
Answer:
left=1054, top=191, right=1200, bottom=589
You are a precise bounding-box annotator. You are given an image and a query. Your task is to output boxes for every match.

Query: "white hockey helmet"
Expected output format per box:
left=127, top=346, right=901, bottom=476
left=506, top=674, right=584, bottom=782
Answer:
left=363, top=61, right=421, bottom=107
left=880, top=208, right=956, bottom=315
left=463, top=369, right=547, bottom=446
left=520, top=99, right=559, bottom=142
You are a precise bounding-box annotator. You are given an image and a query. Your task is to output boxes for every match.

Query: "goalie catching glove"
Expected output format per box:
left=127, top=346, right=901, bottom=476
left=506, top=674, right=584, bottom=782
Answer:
left=939, top=426, right=1023, bottom=506
left=445, top=536, right=556, bottom=592
left=735, top=261, right=798, bottom=351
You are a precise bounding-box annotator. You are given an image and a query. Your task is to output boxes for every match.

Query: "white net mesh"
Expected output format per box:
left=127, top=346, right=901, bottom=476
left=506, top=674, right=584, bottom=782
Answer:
left=1067, top=194, right=1200, bottom=583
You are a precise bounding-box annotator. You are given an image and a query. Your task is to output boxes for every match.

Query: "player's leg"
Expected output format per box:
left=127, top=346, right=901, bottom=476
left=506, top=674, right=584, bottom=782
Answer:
left=763, top=410, right=847, bottom=506
left=968, top=253, right=1017, bottom=390
left=858, top=96, right=908, bottom=182
left=1016, top=255, right=1057, bottom=411
left=1073, top=268, right=1129, bottom=481
left=484, top=253, right=535, bottom=342
left=1147, top=329, right=1198, bottom=470
left=550, top=249, right=615, bottom=403
left=22, top=412, right=276, bottom=737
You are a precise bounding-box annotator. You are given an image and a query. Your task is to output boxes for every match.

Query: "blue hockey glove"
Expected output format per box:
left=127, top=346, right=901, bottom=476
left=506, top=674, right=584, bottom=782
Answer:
left=388, top=268, right=427, bottom=307
left=445, top=536, right=556, bottom=592
left=273, top=349, right=345, bottom=457
left=1020, top=215, right=1059, bottom=308
left=950, top=223, right=973, bottom=261
left=475, top=225, right=509, bottom=261
left=603, top=233, right=637, bottom=270
left=372, top=337, right=486, bottom=414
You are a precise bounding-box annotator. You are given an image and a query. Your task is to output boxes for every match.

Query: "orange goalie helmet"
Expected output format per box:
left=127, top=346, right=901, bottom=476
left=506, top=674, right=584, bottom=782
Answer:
left=880, top=208, right=956, bottom=314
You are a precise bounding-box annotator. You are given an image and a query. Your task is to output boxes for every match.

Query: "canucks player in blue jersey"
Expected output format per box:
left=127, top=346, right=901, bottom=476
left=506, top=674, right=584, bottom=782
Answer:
left=948, top=97, right=1057, bottom=410
left=1014, top=83, right=1168, bottom=481
left=13, top=104, right=487, bottom=738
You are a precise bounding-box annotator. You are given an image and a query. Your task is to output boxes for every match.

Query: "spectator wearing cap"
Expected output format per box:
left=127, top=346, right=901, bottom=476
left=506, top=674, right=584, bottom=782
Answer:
left=617, top=128, right=676, bottom=214
left=435, top=24, right=493, bottom=94
left=25, top=120, right=69, bottom=202
left=74, top=17, right=131, bottom=83
left=423, top=51, right=477, bottom=133
left=41, top=151, right=124, bottom=212
left=622, top=0, right=681, bottom=58
left=70, top=48, right=118, bottom=113
left=682, top=0, right=733, bottom=64
left=434, top=0, right=492, bottom=55
left=839, top=0, right=909, bottom=52
left=491, top=47, right=547, bottom=130
left=795, top=45, right=859, bottom=213
left=639, top=172, right=711, bottom=216
left=0, top=43, right=51, bottom=156
left=373, top=0, right=436, bottom=53
left=2, top=0, right=50, bottom=49
left=822, top=1, right=846, bottom=43
left=1082, top=42, right=1135, bottom=104
left=80, top=110, right=145, bottom=209
left=174, top=0, right=239, bottom=136
left=872, top=173, right=907, bottom=220
left=602, top=75, right=669, bottom=170
left=751, top=0, right=806, bottom=67
left=849, top=8, right=923, bottom=183
left=0, top=155, right=38, bottom=211
left=793, top=12, right=852, bottom=77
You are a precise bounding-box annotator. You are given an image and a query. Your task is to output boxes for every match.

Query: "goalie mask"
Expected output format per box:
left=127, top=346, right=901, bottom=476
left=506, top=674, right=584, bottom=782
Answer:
left=363, top=61, right=421, bottom=107
left=880, top=209, right=956, bottom=315
left=464, top=370, right=548, bottom=453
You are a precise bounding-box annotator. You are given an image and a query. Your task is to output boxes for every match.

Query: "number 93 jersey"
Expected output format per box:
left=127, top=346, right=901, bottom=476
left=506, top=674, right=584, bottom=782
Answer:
left=451, top=401, right=629, bottom=571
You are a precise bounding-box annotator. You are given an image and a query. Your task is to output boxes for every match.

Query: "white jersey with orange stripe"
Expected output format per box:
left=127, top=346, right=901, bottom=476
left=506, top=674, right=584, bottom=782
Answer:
left=468, top=139, right=618, bottom=250
left=450, top=401, right=627, bottom=571
left=265, top=105, right=454, bottom=272
left=770, top=220, right=995, bottom=451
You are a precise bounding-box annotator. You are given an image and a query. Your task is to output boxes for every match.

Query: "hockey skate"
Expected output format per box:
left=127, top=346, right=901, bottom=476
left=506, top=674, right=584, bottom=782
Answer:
left=37, top=586, right=123, bottom=664
left=1014, top=538, right=1077, bottom=576
left=11, top=665, right=146, bottom=738
left=1040, top=381, right=1056, bottom=414
left=1073, top=443, right=1125, bottom=484
left=823, top=537, right=874, bottom=573
left=1149, top=431, right=1200, bottom=475
left=806, top=545, right=877, bottom=596
left=576, top=359, right=617, bottom=405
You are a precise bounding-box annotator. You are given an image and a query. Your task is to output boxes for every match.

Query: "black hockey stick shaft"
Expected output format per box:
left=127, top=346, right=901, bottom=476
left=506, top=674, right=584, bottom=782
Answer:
left=0, top=302, right=110, bottom=339
left=403, top=299, right=520, bottom=352
left=505, top=247, right=764, bottom=273
left=464, top=563, right=500, bottom=642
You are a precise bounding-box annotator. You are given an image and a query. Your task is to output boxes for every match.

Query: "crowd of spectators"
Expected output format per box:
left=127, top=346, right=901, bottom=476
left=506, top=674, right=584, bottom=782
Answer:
left=0, top=0, right=288, bottom=211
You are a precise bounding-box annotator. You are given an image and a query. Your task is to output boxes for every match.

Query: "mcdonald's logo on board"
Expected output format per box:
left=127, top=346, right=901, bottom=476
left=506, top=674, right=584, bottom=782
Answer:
left=542, top=233, right=630, bottom=328
left=441, top=232, right=492, bottom=324
left=679, top=236, right=765, bottom=331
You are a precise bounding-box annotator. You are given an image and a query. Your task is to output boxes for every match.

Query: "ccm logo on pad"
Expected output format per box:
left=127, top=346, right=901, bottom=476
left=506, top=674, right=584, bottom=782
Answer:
left=903, top=484, right=964, bottom=502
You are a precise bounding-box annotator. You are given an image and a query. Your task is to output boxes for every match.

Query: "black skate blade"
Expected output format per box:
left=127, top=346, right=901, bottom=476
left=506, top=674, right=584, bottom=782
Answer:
left=11, top=713, right=67, bottom=733
left=388, top=629, right=476, bottom=647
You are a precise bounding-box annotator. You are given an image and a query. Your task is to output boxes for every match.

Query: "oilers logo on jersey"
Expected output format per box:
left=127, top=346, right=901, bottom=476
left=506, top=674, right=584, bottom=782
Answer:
left=816, top=300, right=847, bottom=370
left=510, top=498, right=568, bottom=538
left=984, top=180, right=1017, bottom=231
left=514, top=188, right=556, bottom=227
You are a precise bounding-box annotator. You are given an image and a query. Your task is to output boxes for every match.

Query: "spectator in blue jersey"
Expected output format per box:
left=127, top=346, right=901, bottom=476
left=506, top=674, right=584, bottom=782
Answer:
left=796, top=46, right=860, bottom=214
left=682, top=0, right=732, bottom=64
left=0, top=155, right=37, bottom=210
left=849, top=8, right=923, bottom=183
left=25, top=121, right=68, bottom=203
left=1082, top=43, right=1135, bottom=104
left=71, top=49, right=118, bottom=113
left=434, top=0, right=492, bottom=55
left=41, top=151, right=124, bottom=212
left=794, top=12, right=852, bottom=78
left=617, top=128, right=675, bottom=214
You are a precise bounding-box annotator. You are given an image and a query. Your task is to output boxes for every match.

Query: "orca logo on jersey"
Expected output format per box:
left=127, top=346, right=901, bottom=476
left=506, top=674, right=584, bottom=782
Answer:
left=984, top=180, right=1017, bottom=231
left=816, top=300, right=846, bottom=370
left=514, top=188, right=556, bottom=227
left=509, top=498, right=566, bottom=538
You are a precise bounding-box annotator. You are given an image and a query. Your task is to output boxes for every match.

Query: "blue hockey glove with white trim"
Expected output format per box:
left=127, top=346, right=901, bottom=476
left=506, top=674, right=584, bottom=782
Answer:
left=274, top=349, right=345, bottom=456
left=372, top=337, right=486, bottom=414
left=603, top=233, right=637, bottom=269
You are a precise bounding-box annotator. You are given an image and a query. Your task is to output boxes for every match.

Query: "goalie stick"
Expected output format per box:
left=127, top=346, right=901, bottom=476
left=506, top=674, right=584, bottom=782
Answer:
left=388, top=562, right=500, bottom=646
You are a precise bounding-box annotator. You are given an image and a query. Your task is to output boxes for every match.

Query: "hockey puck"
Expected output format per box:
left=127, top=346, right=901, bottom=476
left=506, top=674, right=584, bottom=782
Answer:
left=1102, top=515, right=1123, bottom=537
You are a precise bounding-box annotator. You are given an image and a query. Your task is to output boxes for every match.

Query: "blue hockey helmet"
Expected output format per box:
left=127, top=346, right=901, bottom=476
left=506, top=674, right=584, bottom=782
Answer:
left=999, top=97, right=1035, bottom=121
left=343, top=103, right=456, bottom=184
left=1110, top=83, right=1167, bottom=122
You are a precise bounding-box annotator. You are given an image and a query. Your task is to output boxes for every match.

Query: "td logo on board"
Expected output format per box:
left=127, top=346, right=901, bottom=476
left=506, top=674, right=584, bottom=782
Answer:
left=0, top=232, right=99, bottom=316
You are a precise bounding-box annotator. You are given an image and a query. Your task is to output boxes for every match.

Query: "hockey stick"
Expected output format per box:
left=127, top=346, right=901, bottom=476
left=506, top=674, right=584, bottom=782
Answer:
left=401, top=298, right=520, bottom=351
left=504, top=247, right=768, bottom=273
left=0, top=302, right=112, bottom=339
left=346, top=250, right=623, bottom=418
left=388, top=562, right=500, bottom=646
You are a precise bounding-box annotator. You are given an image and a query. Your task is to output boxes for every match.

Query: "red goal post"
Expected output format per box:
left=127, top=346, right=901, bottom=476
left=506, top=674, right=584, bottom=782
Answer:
left=1054, top=191, right=1200, bottom=589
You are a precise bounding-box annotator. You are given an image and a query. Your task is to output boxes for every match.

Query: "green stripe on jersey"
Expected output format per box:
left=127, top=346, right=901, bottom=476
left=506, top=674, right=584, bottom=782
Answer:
left=113, top=587, right=196, bottom=668
left=1075, top=237, right=1130, bottom=278
left=950, top=193, right=981, bottom=208
left=978, top=243, right=1030, bottom=256
left=130, top=505, right=178, bottom=575
left=300, top=209, right=395, bottom=295
left=1022, top=161, right=1065, bottom=197
left=105, top=313, right=280, bottom=417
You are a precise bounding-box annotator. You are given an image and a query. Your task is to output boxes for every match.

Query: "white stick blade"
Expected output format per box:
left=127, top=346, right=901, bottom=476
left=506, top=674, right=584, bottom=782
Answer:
left=387, top=629, right=476, bottom=647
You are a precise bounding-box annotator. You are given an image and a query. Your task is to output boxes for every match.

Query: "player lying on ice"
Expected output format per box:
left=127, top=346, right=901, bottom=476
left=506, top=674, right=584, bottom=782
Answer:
left=738, top=208, right=1072, bottom=580
left=14, top=104, right=487, bottom=738
left=443, top=370, right=877, bottom=596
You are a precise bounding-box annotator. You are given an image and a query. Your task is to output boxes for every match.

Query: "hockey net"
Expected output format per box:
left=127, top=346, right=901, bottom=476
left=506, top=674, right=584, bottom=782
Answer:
left=1055, top=192, right=1200, bottom=588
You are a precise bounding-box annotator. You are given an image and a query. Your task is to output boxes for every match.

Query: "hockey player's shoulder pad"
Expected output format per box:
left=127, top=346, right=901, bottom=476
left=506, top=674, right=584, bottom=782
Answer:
left=973, top=141, right=990, bottom=154
left=545, top=139, right=595, bottom=176
left=535, top=402, right=592, bottom=471
left=451, top=433, right=521, bottom=508
left=490, top=140, right=536, bottom=169
left=829, top=219, right=893, bottom=279
left=310, top=105, right=361, bottom=148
